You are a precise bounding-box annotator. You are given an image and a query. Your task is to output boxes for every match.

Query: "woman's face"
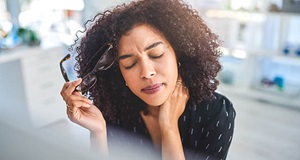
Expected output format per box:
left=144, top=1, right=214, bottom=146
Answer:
left=118, top=24, right=178, bottom=107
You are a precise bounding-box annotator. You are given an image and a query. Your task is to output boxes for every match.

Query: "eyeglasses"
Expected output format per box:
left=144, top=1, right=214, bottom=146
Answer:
left=60, top=43, right=115, bottom=94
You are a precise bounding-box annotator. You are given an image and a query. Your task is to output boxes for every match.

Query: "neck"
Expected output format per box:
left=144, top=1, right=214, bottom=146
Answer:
left=145, top=105, right=160, bottom=118
left=141, top=105, right=161, bottom=149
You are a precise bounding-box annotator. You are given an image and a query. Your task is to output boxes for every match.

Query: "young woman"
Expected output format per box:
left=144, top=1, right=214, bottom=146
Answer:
left=60, top=0, right=236, bottom=159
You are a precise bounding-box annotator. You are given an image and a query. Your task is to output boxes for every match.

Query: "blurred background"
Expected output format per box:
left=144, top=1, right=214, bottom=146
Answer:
left=0, top=0, right=299, bottom=160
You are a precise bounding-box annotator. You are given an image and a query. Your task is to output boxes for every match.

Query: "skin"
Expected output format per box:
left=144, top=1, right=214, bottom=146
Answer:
left=118, top=24, right=178, bottom=107
left=60, top=24, right=189, bottom=160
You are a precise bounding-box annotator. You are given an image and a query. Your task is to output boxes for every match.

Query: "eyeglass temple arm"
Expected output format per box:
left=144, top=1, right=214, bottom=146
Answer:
left=60, top=54, right=71, bottom=82
left=81, top=43, right=112, bottom=76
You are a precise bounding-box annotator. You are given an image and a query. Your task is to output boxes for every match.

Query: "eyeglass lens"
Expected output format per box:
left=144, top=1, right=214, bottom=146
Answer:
left=60, top=43, right=115, bottom=94
left=77, top=44, right=115, bottom=93
left=76, top=73, right=97, bottom=93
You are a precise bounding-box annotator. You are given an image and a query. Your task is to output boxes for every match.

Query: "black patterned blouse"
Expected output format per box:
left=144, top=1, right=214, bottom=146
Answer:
left=106, top=92, right=236, bottom=160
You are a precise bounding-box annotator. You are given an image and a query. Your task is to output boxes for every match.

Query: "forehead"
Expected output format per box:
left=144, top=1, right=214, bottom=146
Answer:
left=124, top=24, right=163, bottom=37
left=117, top=24, right=168, bottom=52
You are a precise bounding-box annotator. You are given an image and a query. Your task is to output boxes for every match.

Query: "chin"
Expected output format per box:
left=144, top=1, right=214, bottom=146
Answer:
left=143, top=98, right=166, bottom=107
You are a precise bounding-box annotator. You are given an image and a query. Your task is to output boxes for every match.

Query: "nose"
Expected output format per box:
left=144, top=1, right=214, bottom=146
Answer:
left=140, top=60, right=156, bottom=79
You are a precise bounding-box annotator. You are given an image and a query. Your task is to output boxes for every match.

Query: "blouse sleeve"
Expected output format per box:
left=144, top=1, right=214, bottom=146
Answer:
left=189, top=93, right=236, bottom=160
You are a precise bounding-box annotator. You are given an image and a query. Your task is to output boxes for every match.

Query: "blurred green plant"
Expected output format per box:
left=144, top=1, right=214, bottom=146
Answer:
left=17, top=27, right=40, bottom=46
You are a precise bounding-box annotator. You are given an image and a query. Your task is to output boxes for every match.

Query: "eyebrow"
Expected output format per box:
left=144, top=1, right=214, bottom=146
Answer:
left=145, top=41, right=163, bottom=51
left=118, top=41, right=163, bottom=60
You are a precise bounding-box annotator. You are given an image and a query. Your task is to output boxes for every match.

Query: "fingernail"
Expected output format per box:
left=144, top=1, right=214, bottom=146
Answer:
left=86, top=103, right=91, bottom=107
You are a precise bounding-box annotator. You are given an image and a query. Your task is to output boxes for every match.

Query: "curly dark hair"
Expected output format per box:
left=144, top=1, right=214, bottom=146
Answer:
left=72, top=0, right=222, bottom=124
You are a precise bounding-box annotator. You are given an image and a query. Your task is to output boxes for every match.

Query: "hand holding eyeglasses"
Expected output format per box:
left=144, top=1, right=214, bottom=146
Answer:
left=59, top=43, right=115, bottom=152
left=60, top=78, right=107, bottom=134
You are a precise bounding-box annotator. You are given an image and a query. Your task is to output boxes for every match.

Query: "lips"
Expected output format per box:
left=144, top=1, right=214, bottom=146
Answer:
left=142, top=83, right=163, bottom=94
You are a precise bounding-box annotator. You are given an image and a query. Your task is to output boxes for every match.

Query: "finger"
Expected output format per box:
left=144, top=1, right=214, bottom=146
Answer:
left=73, top=91, right=83, bottom=96
left=60, top=82, right=71, bottom=100
left=68, top=100, right=92, bottom=109
left=65, top=78, right=82, bottom=95
left=66, top=95, right=93, bottom=107
left=62, top=82, right=71, bottom=91
left=174, top=80, right=189, bottom=97
left=177, top=75, right=183, bottom=82
left=72, top=93, right=93, bottom=104
left=60, top=79, right=82, bottom=99
left=176, top=75, right=188, bottom=91
left=66, top=101, right=88, bottom=120
left=180, top=83, right=190, bottom=99
left=66, top=106, right=75, bottom=113
left=66, top=103, right=76, bottom=113
left=175, top=78, right=184, bottom=89
left=183, top=85, right=189, bottom=97
left=173, top=81, right=182, bottom=94
left=66, top=106, right=79, bottom=121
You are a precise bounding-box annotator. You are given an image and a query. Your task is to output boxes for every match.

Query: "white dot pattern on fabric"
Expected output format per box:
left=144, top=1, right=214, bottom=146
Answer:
left=206, top=144, right=210, bottom=149
left=183, top=116, right=186, bottom=122
left=206, top=156, right=210, bottom=160
left=218, top=134, right=222, bottom=140
left=191, top=128, right=194, bottom=135
left=229, top=136, right=232, bottom=142
left=206, top=131, right=210, bottom=137
left=195, top=140, right=198, bottom=147
left=199, top=116, right=202, bottom=123
left=218, top=146, right=223, bottom=152
left=216, top=121, right=220, bottom=127
left=228, top=123, right=232, bottom=130
left=206, top=104, right=209, bottom=110
left=140, top=139, right=143, bottom=145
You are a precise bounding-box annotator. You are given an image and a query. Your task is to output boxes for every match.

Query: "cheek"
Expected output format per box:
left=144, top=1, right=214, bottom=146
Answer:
left=120, top=68, right=138, bottom=86
left=164, top=57, right=179, bottom=90
left=163, top=56, right=178, bottom=77
left=121, top=70, right=141, bottom=96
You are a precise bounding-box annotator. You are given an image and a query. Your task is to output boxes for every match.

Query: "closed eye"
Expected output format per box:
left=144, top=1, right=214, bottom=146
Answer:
left=124, top=61, right=137, bottom=70
left=150, top=52, right=164, bottom=59
left=124, top=53, right=164, bottom=70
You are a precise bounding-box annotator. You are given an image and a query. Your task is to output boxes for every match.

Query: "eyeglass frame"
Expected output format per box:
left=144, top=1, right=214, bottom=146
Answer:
left=59, top=43, right=115, bottom=94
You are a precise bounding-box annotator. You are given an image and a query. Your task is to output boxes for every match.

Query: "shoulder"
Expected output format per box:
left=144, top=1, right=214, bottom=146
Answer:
left=208, top=92, right=233, bottom=107
left=186, top=93, right=236, bottom=159
left=191, top=92, right=236, bottom=124
left=210, top=92, right=234, bottom=113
